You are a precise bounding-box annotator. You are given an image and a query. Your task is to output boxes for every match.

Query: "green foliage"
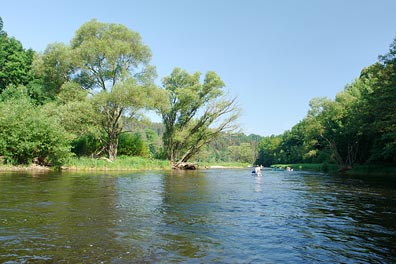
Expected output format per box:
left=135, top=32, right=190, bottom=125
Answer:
left=71, top=19, right=154, bottom=91
left=257, top=36, right=396, bottom=169
left=0, top=84, right=30, bottom=101
left=144, top=128, right=164, bottom=159
left=214, top=134, right=250, bottom=161
left=70, top=19, right=165, bottom=161
left=118, top=132, right=149, bottom=157
left=0, top=22, right=35, bottom=92
left=198, top=161, right=251, bottom=168
left=359, top=55, right=396, bottom=162
left=2, top=17, right=394, bottom=170
left=191, top=132, right=260, bottom=164
left=160, top=67, right=240, bottom=163
left=256, top=135, right=282, bottom=166
left=32, top=42, right=74, bottom=98
left=71, top=134, right=101, bottom=157
left=122, top=119, right=165, bottom=159
left=65, top=156, right=170, bottom=171
left=46, top=81, right=99, bottom=138
left=0, top=92, right=72, bottom=167
left=228, top=143, right=256, bottom=163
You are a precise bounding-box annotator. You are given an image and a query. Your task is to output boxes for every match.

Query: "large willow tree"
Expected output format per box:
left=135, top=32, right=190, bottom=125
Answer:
left=70, top=19, right=164, bottom=160
left=160, top=68, right=240, bottom=165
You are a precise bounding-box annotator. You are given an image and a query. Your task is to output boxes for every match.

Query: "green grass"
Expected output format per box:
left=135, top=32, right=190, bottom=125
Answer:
left=198, top=161, right=251, bottom=168
left=64, top=156, right=171, bottom=171
left=0, top=156, right=250, bottom=172
left=3, top=157, right=394, bottom=176
left=65, top=157, right=250, bottom=171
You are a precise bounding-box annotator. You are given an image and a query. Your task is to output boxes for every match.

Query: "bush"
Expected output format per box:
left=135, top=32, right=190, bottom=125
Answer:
left=71, top=134, right=101, bottom=157
left=0, top=95, right=72, bottom=167
left=118, top=132, right=148, bottom=157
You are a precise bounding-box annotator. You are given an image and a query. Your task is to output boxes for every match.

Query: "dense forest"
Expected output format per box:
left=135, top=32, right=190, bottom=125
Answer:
left=0, top=18, right=255, bottom=167
left=255, top=36, right=396, bottom=171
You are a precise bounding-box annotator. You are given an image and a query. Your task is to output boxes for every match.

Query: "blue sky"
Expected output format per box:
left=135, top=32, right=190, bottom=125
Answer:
left=2, top=0, right=396, bottom=136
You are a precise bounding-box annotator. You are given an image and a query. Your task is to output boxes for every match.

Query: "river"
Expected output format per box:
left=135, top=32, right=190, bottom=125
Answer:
left=0, top=169, right=395, bottom=263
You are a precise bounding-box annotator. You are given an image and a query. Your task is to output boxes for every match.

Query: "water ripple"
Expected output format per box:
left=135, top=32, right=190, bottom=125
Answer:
left=0, top=170, right=395, bottom=263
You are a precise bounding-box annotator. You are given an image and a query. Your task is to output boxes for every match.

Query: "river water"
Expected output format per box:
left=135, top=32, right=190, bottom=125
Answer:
left=0, top=169, right=395, bottom=263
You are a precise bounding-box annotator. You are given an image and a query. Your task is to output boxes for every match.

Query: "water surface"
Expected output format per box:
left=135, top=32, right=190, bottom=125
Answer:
left=1, top=169, right=395, bottom=263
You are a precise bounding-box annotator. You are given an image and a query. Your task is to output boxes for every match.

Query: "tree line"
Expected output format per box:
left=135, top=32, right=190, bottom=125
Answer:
left=0, top=18, right=245, bottom=168
left=256, top=37, right=396, bottom=171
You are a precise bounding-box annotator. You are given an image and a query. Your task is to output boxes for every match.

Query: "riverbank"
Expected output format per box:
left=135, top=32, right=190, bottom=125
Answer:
left=0, top=156, right=250, bottom=172
left=63, top=156, right=171, bottom=171
left=345, top=164, right=396, bottom=178
left=0, top=156, right=170, bottom=172
left=271, top=163, right=338, bottom=173
left=0, top=164, right=51, bottom=172
left=199, top=161, right=250, bottom=169
left=271, top=163, right=396, bottom=177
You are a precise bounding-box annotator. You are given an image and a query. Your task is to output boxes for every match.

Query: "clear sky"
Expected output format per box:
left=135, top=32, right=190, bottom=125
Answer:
left=2, top=0, right=396, bottom=136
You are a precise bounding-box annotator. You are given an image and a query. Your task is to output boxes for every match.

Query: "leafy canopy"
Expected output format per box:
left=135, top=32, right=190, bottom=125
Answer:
left=70, top=19, right=165, bottom=160
left=160, top=68, right=240, bottom=163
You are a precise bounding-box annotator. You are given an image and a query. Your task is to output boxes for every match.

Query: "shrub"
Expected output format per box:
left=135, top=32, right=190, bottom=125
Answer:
left=0, top=95, right=72, bottom=167
left=118, top=132, right=149, bottom=157
left=71, top=134, right=101, bottom=157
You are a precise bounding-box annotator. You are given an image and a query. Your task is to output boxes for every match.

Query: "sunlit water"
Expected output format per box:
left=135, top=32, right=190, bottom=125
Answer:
left=0, top=169, right=395, bottom=263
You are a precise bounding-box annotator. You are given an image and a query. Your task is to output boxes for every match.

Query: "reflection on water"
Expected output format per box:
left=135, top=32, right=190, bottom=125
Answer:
left=0, top=169, right=395, bottom=263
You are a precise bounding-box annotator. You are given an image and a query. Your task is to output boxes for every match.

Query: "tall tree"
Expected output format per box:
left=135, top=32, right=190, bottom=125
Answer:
left=0, top=18, right=34, bottom=92
left=32, top=42, right=74, bottom=99
left=305, top=97, right=357, bottom=170
left=358, top=39, right=396, bottom=163
left=70, top=19, right=164, bottom=160
left=256, top=135, right=282, bottom=167
left=160, top=68, right=240, bottom=164
left=304, top=83, right=369, bottom=171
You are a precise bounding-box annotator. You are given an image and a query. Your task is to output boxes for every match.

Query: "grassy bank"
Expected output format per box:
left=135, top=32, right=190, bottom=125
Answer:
left=198, top=161, right=250, bottom=169
left=3, top=158, right=394, bottom=176
left=63, top=156, right=171, bottom=171
left=0, top=156, right=170, bottom=172
left=64, top=157, right=250, bottom=171
left=0, top=157, right=250, bottom=172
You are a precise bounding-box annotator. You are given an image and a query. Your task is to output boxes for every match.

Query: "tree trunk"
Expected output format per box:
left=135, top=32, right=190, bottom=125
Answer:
left=108, top=132, right=119, bottom=161
left=171, top=161, right=198, bottom=170
left=179, top=149, right=193, bottom=163
left=103, top=106, right=123, bottom=161
left=325, top=136, right=359, bottom=175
